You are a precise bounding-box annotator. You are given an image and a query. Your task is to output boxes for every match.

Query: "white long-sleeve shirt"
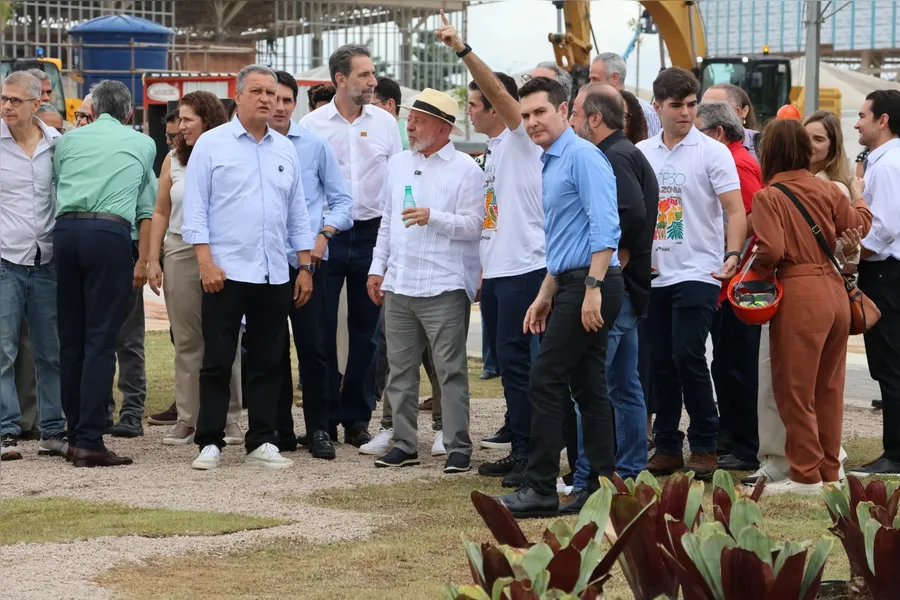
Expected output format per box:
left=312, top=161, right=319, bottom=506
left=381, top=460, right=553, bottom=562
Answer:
left=369, top=142, right=484, bottom=300
left=862, top=138, right=900, bottom=262
left=299, top=100, right=402, bottom=221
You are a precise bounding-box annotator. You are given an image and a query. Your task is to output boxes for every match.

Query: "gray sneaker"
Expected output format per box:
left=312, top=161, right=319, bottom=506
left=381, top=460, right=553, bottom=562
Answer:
left=1, top=434, right=22, bottom=460
left=38, top=434, right=69, bottom=457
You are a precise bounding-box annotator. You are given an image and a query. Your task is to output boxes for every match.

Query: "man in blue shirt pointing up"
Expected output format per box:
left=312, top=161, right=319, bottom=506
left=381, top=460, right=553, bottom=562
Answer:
left=495, top=77, right=623, bottom=518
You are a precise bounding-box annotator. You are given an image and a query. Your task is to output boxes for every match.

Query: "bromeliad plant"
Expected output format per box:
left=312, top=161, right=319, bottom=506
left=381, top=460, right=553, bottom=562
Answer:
left=445, top=486, right=653, bottom=600
left=821, top=476, right=900, bottom=599
left=661, top=503, right=833, bottom=600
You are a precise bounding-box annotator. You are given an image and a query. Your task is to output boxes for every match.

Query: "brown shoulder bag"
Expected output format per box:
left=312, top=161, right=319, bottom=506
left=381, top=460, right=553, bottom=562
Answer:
left=773, top=182, right=881, bottom=335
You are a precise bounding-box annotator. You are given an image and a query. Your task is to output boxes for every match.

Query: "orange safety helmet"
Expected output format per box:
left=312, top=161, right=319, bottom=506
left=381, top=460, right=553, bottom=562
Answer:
left=776, top=104, right=802, bottom=120
left=728, top=268, right=783, bottom=325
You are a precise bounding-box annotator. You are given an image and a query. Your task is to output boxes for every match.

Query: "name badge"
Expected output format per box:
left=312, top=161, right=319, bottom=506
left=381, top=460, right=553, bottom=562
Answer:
left=360, top=131, right=368, bottom=137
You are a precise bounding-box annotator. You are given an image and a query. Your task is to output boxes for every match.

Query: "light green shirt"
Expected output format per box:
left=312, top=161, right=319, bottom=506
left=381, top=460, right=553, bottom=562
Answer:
left=53, top=114, right=157, bottom=238
left=398, top=118, right=409, bottom=151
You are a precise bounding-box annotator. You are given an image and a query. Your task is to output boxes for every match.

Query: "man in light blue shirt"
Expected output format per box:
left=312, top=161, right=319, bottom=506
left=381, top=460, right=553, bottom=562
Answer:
left=494, top=77, right=624, bottom=519
left=268, top=71, right=354, bottom=460
left=181, top=64, right=315, bottom=471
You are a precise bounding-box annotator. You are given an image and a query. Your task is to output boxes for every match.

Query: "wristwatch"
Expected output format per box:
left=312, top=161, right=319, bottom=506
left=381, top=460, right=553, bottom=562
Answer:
left=456, top=43, right=472, bottom=58
left=724, top=251, right=741, bottom=262
left=319, top=229, right=334, bottom=240
left=300, top=263, right=316, bottom=275
left=584, top=275, right=603, bottom=289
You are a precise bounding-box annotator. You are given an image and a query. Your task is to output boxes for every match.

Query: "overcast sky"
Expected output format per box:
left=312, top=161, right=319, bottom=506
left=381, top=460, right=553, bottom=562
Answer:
left=464, top=0, right=667, bottom=92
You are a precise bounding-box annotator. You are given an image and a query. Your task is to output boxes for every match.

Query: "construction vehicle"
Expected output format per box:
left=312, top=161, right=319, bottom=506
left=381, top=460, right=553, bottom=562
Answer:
left=0, top=54, right=77, bottom=122
left=548, top=1, right=836, bottom=124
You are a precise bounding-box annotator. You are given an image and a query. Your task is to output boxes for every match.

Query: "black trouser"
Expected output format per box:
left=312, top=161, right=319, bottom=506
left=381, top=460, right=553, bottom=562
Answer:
left=526, top=267, right=624, bottom=495
left=53, top=218, right=133, bottom=451
left=276, top=265, right=329, bottom=440
left=859, top=258, right=900, bottom=462
left=711, top=301, right=762, bottom=462
left=195, top=279, right=291, bottom=452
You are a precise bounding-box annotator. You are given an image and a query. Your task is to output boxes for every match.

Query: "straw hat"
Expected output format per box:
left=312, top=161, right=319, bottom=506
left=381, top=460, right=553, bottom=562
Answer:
left=402, top=88, right=463, bottom=136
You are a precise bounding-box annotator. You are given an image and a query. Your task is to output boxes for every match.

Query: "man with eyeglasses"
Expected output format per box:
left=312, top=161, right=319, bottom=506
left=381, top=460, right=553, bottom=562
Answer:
left=0, top=72, right=67, bottom=462
left=74, top=93, right=93, bottom=128
left=164, top=109, right=179, bottom=150
left=26, top=68, right=52, bottom=104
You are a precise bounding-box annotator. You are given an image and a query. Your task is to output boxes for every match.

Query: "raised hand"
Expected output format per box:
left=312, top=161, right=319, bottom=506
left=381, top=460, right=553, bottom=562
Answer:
left=435, top=9, right=466, bottom=53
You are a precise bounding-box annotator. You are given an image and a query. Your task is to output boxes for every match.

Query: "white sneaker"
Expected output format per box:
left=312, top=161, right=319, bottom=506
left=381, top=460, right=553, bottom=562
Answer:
left=359, top=428, right=393, bottom=455
left=742, top=456, right=788, bottom=486
left=224, top=423, right=243, bottom=446
left=431, top=434, right=447, bottom=457
left=192, top=445, right=221, bottom=470
left=765, top=479, right=823, bottom=496
left=838, top=446, right=848, bottom=481
left=245, top=443, right=293, bottom=469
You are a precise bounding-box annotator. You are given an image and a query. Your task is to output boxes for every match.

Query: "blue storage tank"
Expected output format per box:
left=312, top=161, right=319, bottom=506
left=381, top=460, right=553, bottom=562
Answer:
left=68, top=15, right=173, bottom=106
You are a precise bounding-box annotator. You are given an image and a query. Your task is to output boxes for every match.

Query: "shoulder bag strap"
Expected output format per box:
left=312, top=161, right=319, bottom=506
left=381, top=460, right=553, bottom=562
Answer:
left=772, top=182, right=843, bottom=274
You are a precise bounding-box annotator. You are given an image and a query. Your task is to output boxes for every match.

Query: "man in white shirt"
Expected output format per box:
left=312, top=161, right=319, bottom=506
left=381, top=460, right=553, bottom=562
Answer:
left=636, top=68, right=746, bottom=480
left=0, top=71, right=67, bottom=461
left=300, top=44, right=403, bottom=448
left=849, top=90, right=900, bottom=477
left=435, top=15, right=546, bottom=487
left=366, top=89, right=484, bottom=473
left=590, top=53, right=661, bottom=138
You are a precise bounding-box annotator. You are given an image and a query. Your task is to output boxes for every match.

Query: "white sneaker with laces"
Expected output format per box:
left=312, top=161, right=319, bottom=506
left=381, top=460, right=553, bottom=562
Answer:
left=838, top=446, right=848, bottom=481
left=431, top=434, right=447, bottom=457
left=748, top=457, right=788, bottom=484
left=359, top=428, right=393, bottom=455
left=192, top=445, right=221, bottom=470
left=765, top=479, right=823, bottom=496
left=245, top=442, right=293, bottom=469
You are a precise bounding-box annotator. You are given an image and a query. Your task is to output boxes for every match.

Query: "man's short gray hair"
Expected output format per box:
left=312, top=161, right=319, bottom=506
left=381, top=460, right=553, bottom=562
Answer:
left=91, top=80, right=132, bottom=122
left=329, top=44, right=371, bottom=85
left=535, top=61, right=573, bottom=97
left=26, top=68, right=50, bottom=82
left=35, top=103, right=60, bottom=116
left=580, top=83, right=626, bottom=130
left=697, top=101, right=744, bottom=143
left=594, top=52, right=627, bottom=83
left=2, top=71, right=41, bottom=100
left=236, top=64, right=276, bottom=94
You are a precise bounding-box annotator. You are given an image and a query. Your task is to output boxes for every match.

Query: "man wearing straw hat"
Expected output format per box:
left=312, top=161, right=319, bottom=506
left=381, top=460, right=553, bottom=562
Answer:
left=367, top=88, right=484, bottom=473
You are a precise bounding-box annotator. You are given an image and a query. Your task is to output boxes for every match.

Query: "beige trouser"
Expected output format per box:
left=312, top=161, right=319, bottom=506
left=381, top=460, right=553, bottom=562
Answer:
left=163, top=234, right=242, bottom=427
left=757, top=324, right=846, bottom=476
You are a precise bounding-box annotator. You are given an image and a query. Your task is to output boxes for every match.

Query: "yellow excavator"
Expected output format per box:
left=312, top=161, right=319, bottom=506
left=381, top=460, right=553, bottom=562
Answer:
left=548, top=0, right=838, bottom=123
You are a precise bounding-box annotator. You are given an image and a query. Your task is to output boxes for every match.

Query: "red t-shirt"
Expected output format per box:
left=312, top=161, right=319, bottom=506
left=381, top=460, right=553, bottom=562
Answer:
left=719, top=141, right=763, bottom=305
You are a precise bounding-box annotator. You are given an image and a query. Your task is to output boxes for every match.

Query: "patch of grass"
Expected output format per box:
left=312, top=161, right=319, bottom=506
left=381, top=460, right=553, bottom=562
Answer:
left=0, top=497, right=285, bottom=546
left=99, top=449, right=896, bottom=600
left=138, top=331, right=504, bottom=418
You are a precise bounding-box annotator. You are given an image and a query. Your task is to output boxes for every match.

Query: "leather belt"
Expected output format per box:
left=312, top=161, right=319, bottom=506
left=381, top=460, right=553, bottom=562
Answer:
left=58, top=211, right=130, bottom=229
left=554, top=268, right=589, bottom=287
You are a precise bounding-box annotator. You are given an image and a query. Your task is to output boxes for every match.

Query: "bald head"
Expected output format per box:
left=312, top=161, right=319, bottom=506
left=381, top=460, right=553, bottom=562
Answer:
left=571, top=83, right=626, bottom=144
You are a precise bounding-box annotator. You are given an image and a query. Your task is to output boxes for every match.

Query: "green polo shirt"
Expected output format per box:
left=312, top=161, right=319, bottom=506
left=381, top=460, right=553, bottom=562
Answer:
left=53, top=114, right=157, bottom=240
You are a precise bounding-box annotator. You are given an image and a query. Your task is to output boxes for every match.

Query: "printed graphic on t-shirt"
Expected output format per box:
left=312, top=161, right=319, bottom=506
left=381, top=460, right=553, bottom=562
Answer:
left=655, top=196, right=684, bottom=240
left=483, top=187, right=497, bottom=230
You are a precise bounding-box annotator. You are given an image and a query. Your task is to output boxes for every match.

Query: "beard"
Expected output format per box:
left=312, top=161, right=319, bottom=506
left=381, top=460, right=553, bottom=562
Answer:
left=409, top=132, right=437, bottom=153
left=575, top=120, right=593, bottom=142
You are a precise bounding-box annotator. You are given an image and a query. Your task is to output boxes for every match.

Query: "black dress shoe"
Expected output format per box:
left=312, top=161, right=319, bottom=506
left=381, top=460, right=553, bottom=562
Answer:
left=559, top=489, right=591, bottom=515
left=309, top=431, right=336, bottom=460
left=297, top=434, right=308, bottom=447
left=850, top=456, right=900, bottom=477
left=444, top=452, right=471, bottom=473
left=108, top=417, right=144, bottom=438
left=501, top=459, right=527, bottom=488
left=478, top=453, right=517, bottom=477
left=496, top=485, right=559, bottom=519
left=872, top=399, right=884, bottom=410
left=717, top=453, right=760, bottom=471
left=375, top=447, right=420, bottom=468
left=72, top=448, right=133, bottom=468
left=345, top=427, right=372, bottom=448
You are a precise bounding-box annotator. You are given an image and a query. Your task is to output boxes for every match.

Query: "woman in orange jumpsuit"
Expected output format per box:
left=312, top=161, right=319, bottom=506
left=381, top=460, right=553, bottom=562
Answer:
left=751, top=119, right=872, bottom=495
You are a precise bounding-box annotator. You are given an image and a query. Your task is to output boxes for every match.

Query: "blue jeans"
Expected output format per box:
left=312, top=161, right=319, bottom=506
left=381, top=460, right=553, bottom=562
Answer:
left=324, top=220, right=382, bottom=430
left=0, top=260, right=65, bottom=438
left=572, top=294, right=646, bottom=486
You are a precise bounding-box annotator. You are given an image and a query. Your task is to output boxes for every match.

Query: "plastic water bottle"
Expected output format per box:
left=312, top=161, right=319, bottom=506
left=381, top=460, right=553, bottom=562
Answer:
left=402, top=185, right=415, bottom=225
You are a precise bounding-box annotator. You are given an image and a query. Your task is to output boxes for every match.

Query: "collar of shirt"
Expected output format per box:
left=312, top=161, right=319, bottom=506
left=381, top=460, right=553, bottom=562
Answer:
left=325, top=98, right=375, bottom=124
left=597, top=129, right=627, bottom=153
left=0, top=115, right=60, bottom=146
left=651, top=124, right=702, bottom=150
left=228, top=114, right=274, bottom=142
left=542, top=126, right=576, bottom=161
left=769, top=169, right=813, bottom=184
left=867, top=137, right=900, bottom=167
left=412, top=141, right=456, bottom=162
left=285, top=119, right=306, bottom=140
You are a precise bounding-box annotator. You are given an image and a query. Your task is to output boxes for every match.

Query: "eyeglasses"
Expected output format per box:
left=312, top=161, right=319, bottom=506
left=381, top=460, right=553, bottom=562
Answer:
left=75, top=111, right=93, bottom=123
left=1, top=95, right=36, bottom=107
left=165, top=132, right=179, bottom=141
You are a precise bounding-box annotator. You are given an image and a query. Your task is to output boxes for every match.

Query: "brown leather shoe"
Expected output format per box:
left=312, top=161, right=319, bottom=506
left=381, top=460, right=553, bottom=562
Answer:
left=647, top=452, right=684, bottom=476
left=66, top=446, right=75, bottom=463
left=419, top=397, right=434, bottom=411
left=684, top=452, right=717, bottom=481
left=148, top=402, right=177, bottom=425
left=72, top=447, right=134, bottom=468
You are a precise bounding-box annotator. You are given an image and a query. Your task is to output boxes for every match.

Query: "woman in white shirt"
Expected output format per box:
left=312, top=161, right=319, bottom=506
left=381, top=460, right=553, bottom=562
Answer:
left=804, top=110, right=852, bottom=199
left=146, top=92, right=245, bottom=446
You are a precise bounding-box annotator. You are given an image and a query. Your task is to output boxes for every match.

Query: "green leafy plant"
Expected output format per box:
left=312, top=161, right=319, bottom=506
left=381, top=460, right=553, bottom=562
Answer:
left=711, top=470, right=767, bottom=535
left=445, top=486, right=653, bottom=599
left=821, top=476, right=900, bottom=599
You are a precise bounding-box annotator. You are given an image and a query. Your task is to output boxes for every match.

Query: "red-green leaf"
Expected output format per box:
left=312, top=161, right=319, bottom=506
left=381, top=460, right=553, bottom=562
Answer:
left=713, top=505, right=733, bottom=538
left=886, top=488, right=900, bottom=521
left=749, top=477, right=766, bottom=502
left=848, top=477, right=867, bottom=523
left=659, top=544, right=715, bottom=600
left=568, top=521, right=599, bottom=552
left=542, top=529, right=562, bottom=555
left=609, top=494, right=679, bottom=599
left=712, top=487, right=733, bottom=528
left=471, top=491, right=531, bottom=548
left=482, top=545, right=515, bottom=591
left=830, top=518, right=870, bottom=580
left=612, top=473, right=630, bottom=494
left=721, top=547, right=771, bottom=600
left=872, top=505, right=893, bottom=528
left=635, top=483, right=658, bottom=509
left=660, top=472, right=691, bottom=521
left=507, top=581, right=539, bottom=600
left=768, top=551, right=806, bottom=600
left=866, top=480, right=889, bottom=508
left=546, top=545, right=582, bottom=592
left=591, top=497, right=654, bottom=582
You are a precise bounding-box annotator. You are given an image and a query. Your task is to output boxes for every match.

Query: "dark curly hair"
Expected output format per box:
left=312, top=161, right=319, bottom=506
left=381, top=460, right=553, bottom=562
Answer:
left=619, top=90, right=648, bottom=144
left=173, top=91, right=228, bottom=166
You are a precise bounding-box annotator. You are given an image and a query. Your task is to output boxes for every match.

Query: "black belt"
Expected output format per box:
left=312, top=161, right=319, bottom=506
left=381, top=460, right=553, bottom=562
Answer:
left=353, top=217, right=382, bottom=229
left=554, top=268, right=589, bottom=286
left=58, top=211, right=130, bottom=229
